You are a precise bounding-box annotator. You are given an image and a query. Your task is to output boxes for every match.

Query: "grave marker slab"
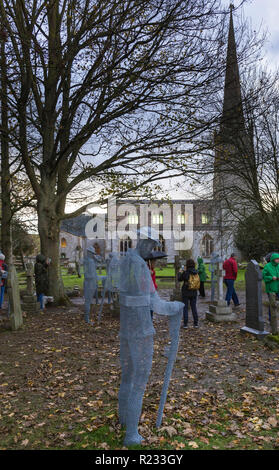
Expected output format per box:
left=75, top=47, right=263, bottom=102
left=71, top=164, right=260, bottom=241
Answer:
left=241, top=260, right=269, bottom=339
left=8, top=264, right=23, bottom=330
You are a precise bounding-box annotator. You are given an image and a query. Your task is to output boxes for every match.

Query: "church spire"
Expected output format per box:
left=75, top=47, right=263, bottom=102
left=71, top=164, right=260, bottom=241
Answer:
left=220, top=4, right=245, bottom=134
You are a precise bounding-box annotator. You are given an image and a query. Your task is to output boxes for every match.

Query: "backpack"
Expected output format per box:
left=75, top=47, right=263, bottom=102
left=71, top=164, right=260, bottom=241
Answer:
left=188, top=273, right=200, bottom=290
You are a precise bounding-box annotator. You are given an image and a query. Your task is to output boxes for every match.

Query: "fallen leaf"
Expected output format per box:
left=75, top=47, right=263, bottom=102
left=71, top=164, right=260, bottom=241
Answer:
left=188, top=441, right=199, bottom=449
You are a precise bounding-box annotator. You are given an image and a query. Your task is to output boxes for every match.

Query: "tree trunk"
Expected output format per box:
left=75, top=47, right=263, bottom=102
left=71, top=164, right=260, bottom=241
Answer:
left=20, top=248, right=26, bottom=272
left=37, top=200, right=70, bottom=305
left=0, top=33, right=12, bottom=265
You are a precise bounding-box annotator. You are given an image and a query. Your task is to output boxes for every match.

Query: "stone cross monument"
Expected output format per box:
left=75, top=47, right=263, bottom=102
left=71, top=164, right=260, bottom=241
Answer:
left=170, top=255, right=183, bottom=301
left=206, top=258, right=236, bottom=322
left=22, top=263, right=40, bottom=315
left=209, top=252, right=219, bottom=302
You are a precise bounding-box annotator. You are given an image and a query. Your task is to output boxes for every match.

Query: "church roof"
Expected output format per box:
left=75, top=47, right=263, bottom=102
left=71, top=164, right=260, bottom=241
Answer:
left=61, top=214, right=91, bottom=237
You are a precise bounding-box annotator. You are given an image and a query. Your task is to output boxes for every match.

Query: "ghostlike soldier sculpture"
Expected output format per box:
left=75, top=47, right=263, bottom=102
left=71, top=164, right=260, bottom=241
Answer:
left=98, top=252, right=120, bottom=323
left=117, top=227, right=184, bottom=446
left=83, top=246, right=101, bottom=324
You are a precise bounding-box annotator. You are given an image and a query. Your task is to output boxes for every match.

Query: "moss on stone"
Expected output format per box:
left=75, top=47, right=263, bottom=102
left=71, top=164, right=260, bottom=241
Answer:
left=268, top=334, right=279, bottom=344
left=263, top=334, right=279, bottom=350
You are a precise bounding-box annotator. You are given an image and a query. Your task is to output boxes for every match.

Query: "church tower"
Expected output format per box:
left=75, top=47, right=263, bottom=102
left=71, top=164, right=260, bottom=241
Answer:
left=213, top=4, right=253, bottom=256
left=213, top=4, right=251, bottom=200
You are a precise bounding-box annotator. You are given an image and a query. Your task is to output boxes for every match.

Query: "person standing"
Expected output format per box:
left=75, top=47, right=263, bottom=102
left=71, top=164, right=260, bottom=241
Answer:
left=147, top=259, right=158, bottom=320
left=223, top=253, right=240, bottom=307
left=178, top=259, right=200, bottom=328
left=262, top=253, right=279, bottom=335
left=197, top=256, right=207, bottom=297
left=264, top=253, right=279, bottom=322
left=0, top=254, right=8, bottom=309
left=34, top=254, right=49, bottom=311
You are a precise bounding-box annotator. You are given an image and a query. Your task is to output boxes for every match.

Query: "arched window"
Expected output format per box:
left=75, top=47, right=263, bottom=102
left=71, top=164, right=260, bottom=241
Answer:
left=61, top=237, right=67, bottom=248
left=120, top=236, right=132, bottom=253
left=201, top=234, right=214, bottom=257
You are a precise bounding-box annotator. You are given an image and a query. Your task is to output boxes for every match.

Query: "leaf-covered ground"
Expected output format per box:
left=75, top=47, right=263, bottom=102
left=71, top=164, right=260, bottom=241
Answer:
left=0, top=289, right=279, bottom=450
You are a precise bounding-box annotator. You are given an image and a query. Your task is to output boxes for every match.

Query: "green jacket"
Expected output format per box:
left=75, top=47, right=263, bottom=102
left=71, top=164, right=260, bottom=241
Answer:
left=262, top=253, right=279, bottom=293
left=197, top=257, right=207, bottom=282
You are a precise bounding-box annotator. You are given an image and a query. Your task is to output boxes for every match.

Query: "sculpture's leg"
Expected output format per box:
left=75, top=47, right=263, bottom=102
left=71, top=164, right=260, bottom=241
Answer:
left=84, top=301, right=91, bottom=323
left=123, top=335, right=153, bottom=446
left=83, top=276, right=96, bottom=324
left=118, top=338, right=133, bottom=427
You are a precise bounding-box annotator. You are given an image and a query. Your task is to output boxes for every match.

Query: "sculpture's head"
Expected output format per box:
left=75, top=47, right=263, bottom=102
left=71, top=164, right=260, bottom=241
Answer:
left=87, top=246, right=96, bottom=256
left=136, top=226, right=160, bottom=260
left=87, top=246, right=101, bottom=262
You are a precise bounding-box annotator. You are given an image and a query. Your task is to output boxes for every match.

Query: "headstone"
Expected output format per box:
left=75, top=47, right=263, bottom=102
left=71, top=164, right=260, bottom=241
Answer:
left=206, top=260, right=236, bottom=322
left=8, top=264, right=23, bottom=330
left=240, top=260, right=269, bottom=339
left=21, top=263, right=40, bottom=314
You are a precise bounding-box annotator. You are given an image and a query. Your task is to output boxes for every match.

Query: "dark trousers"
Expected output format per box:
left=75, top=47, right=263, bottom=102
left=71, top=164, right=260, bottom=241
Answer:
left=268, top=293, right=279, bottom=321
left=0, top=285, right=5, bottom=308
left=199, top=281, right=205, bottom=297
left=224, top=279, right=239, bottom=306
left=37, top=293, right=44, bottom=310
left=183, top=294, right=198, bottom=326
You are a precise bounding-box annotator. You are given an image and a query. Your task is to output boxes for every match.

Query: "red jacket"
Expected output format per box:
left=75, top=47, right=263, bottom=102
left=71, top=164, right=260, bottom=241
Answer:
left=223, top=257, right=238, bottom=280
left=150, top=268, right=158, bottom=290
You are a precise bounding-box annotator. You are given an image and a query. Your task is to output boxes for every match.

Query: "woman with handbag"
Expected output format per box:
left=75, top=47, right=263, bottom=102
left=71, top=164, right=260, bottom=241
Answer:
left=178, top=259, right=200, bottom=329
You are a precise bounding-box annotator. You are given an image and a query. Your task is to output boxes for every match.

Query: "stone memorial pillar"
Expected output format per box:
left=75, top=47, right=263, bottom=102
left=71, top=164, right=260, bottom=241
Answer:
left=240, top=260, right=269, bottom=339
left=170, top=255, right=182, bottom=301
left=21, top=263, right=40, bottom=315
left=209, top=252, right=219, bottom=302
left=8, top=264, right=23, bottom=330
left=206, top=261, right=236, bottom=322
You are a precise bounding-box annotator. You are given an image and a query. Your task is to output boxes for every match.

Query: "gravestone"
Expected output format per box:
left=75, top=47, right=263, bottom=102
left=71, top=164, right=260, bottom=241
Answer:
left=206, top=261, right=236, bottom=322
left=8, top=264, right=23, bottom=330
left=240, top=260, right=269, bottom=339
left=21, top=263, right=40, bottom=314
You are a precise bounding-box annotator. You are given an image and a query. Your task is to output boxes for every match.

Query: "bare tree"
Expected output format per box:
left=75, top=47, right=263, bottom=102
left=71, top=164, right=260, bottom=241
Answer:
left=0, top=25, right=13, bottom=263
left=0, top=0, right=257, bottom=301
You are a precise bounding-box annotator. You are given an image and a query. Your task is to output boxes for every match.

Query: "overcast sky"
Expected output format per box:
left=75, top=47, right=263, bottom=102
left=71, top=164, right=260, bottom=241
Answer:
left=168, top=0, right=279, bottom=201
left=238, top=0, right=279, bottom=67
left=68, top=1, right=279, bottom=210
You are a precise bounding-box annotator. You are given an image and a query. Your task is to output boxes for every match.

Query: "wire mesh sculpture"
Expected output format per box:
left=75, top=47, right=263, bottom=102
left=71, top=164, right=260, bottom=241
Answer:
left=115, top=227, right=184, bottom=446
left=98, top=252, right=120, bottom=323
left=83, top=246, right=101, bottom=324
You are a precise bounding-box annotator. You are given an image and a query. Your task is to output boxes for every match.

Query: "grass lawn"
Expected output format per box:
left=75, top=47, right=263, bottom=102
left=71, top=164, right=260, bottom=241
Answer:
left=17, top=263, right=248, bottom=292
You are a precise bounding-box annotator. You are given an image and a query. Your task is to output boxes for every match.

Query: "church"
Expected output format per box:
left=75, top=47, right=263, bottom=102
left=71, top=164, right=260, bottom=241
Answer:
left=60, top=7, right=248, bottom=264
